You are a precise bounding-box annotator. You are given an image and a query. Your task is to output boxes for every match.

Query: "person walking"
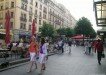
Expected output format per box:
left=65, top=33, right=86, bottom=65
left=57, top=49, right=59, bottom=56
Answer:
left=88, top=41, right=92, bottom=55
left=39, top=38, right=47, bottom=72
left=68, top=40, right=72, bottom=54
left=58, top=39, right=62, bottom=53
left=27, top=36, right=38, bottom=72
left=95, top=39, right=104, bottom=65
left=84, top=41, right=89, bottom=54
left=45, top=40, right=49, bottom=60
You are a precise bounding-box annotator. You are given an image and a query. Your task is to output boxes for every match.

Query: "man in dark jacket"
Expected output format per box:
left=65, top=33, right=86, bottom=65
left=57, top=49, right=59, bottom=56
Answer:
left=95, top=39, right=104, bottom=65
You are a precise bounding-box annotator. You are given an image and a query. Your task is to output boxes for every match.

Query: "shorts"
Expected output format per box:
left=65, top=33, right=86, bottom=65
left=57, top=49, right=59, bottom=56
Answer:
left=39, top=53, right=46, bottom=64
left=30, top=52, right=36, bottom=61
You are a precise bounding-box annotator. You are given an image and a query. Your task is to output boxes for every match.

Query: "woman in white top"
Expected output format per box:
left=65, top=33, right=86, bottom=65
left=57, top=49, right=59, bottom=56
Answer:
left=39, top=38, right=47, bottom=72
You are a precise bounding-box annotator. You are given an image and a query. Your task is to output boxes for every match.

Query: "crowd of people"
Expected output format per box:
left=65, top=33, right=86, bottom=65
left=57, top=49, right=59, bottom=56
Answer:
left=0, top=36, right=105, bottom=73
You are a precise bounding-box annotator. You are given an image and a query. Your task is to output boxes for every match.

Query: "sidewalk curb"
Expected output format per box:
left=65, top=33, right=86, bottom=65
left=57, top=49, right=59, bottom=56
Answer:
left=0, top=53, right=56, bottom=72
left=0, top=62, right=28, bottom=72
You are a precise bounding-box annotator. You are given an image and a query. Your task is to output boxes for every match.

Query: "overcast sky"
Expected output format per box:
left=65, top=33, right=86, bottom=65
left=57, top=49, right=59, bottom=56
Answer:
left=55, top=0, right=101, bottom=31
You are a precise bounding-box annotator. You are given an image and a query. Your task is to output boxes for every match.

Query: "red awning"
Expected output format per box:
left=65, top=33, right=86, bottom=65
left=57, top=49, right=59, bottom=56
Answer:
left=71, top=35, right=87, bottom=39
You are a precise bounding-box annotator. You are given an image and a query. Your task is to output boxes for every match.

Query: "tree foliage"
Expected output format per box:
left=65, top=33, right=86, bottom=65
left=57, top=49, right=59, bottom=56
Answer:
left=65, top=28, right=75, bottom=37
left=56, top=28, right=66, bottom=35
left=74, top=17, right=96, bottom=38
left=40, top=22, right=55, bottom=37
left=56, top=28, right=74, bottom=37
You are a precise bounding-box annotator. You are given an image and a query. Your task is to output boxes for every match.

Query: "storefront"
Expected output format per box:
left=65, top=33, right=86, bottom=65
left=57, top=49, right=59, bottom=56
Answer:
left=94, top=0, right=106, bottom=43
left=0, top=29, right=13, bottom=40
left=12, top=29, right=31, bottom=42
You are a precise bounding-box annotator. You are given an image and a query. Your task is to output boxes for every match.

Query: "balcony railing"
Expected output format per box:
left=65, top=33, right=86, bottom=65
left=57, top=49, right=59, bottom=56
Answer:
left=22, top=0, right=28, bottom=3
left=20, top=17, right=27, bottom=22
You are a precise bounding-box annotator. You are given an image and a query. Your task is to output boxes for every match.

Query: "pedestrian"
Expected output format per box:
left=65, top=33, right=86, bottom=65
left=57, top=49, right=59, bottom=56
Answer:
left=45, top=40, right=49, bottom=60
left=68, top=39, right=72, bottom=54
left=39, top=38, right=47, bottom=72
left=27, top=36, right=38, bottom=72
left=95, top=39, right=104, bottom=65
left=84, top=41, right=89, bottom=54
left=88, top=41, right=92, bottom=55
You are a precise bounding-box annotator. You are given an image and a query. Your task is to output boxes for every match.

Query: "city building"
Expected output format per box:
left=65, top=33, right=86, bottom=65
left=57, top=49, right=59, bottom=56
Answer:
left=0, top=0, right=77, bottom=41
left=94, top=0, right=106, bottom=43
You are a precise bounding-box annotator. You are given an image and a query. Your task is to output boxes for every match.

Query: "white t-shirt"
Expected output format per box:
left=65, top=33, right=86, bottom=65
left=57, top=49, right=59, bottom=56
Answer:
left=45, top=42, right=49, bottom=49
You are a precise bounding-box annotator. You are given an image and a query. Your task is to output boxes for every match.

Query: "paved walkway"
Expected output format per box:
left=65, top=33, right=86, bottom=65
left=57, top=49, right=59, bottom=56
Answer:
left=0, top=45, right=106, bottom=75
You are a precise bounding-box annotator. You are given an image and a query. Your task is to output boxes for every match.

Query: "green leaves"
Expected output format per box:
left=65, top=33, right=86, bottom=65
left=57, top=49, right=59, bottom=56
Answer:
left=56, top=28, right=74, bottom=37
left=40, top=22, right=55, bottom=37
left=74, top=17, right=96, bottom=38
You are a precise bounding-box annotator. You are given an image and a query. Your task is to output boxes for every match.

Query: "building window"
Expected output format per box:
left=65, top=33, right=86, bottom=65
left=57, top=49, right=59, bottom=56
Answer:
left=30, top=0, right=33, bottom=5
left=11, top=12, right=14, bottom=18
left=35, top=18, right=37, bottom=23
left=43, top=14, right=46, bottom=19
left=39, top=0, right=42, bottom=2
left=11, top=2, right=14, bottom=8
left=39, top=12, right=42, bottom=18
left=20, top=23, right=26, bottom=29
left=5, top=2, right=9, bottom=9
left=0, top=23, right=3, bottom=29
left=23, top=24, right=26, bottom=29
left=25, top=5, right=27, bottom=10
left=43, top=7, right=47, bottom=14
left=40, top=4, right=42, bottom=10
left=0, top=4, right=3, bottom=10
left=39, top=20, right=41, bottom=25
left=44, top=0, right=48, bottom=5
left=29, top=25, right=31, bottom=30
left=0, top=12, right=3, bottom=19
left=20, top=12, right=27, bottom=22
left=20, top=23, right=23, bottom=29
left=10, top=22, right=13, bottom=29
left=35, top=10, right=37, bottom=16
left=29, top=15, right=32, bottom=22
left=35, top=2, right=38, bottom=7
left=21, top=2, right=27, bottom=11
left=29, top=7, right=32, bottom=14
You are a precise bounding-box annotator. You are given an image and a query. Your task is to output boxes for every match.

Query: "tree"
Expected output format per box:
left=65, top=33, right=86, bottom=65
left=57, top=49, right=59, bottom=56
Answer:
left=40, top=22, right=55, bottom=37
left=56, top=28, right=66, bottom=35
left=56, top=28, right=75, bottom=37
left=65, top=28, right=75, bottom=37
left=74, top=17, right=96, bottom=37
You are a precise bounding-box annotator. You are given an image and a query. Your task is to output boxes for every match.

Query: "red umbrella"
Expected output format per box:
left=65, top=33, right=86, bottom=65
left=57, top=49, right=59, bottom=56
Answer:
left=32, top=19, right=36, bottom=36
left=5, top=10, right=10, bottom=45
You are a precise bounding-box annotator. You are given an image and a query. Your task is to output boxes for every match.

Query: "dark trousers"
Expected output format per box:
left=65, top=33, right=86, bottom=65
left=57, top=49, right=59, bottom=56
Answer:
left=62, top=47, right=64, bottom=53
left=88, top=47, right=91, bottom=54
left=59, top=46, right=64, bottom=53
left=97, top=51, right=102, bottom=63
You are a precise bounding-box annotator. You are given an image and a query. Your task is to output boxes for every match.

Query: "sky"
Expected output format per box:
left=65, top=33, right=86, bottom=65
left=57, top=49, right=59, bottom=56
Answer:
left=55, top=0, right=101, bottom=31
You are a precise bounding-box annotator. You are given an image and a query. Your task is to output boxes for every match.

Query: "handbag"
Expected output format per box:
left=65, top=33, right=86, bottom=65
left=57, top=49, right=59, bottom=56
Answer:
left=101, top=53, right=105, bottom=58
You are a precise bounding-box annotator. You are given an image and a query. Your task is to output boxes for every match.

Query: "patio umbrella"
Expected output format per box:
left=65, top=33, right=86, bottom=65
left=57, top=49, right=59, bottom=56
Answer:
left=5, top=10, right=10, bottom=45
left=32, top=19, right=36, bottom=36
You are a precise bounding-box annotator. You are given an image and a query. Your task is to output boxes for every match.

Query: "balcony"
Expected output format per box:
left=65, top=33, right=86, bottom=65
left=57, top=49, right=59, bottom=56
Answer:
left=22, top=0, right=28, bottom=4
left=20, top=17, right=27, bottom=22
